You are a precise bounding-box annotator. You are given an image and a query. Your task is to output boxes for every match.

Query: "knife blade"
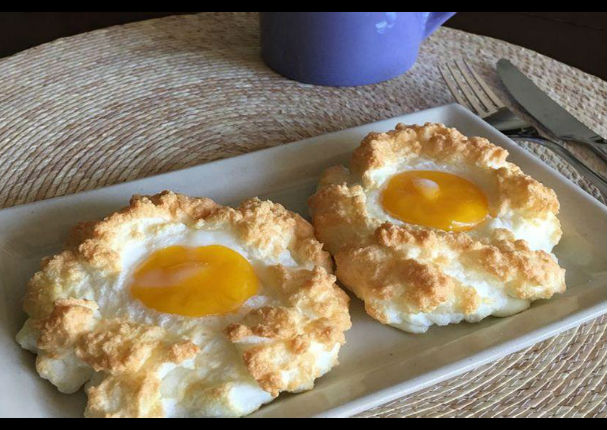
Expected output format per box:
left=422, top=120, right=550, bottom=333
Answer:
left=496, top=59, right=606, bottom=148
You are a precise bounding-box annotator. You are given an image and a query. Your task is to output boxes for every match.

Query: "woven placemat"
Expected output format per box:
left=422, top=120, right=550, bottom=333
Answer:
left=0, top=12, right=605, bottom=417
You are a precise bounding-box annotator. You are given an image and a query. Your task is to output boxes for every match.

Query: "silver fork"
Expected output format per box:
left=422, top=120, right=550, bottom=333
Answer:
left=438, top=59, right=607, bottom=198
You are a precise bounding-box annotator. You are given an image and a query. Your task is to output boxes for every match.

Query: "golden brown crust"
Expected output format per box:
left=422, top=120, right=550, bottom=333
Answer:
left=495, top=165, right=559, bottom=215
left=351, top=123, right=509, bottom=178
left=226, top=266, right=350, bottom=396
left=233, top=197, right=333, bottom=271
left=24, top=251, right=88, bottom=319
left=34, top=299, right=200, bottom=371
left=18, top=191, right=350, bottom=417
left=36, top=298, right=97, bottom=355
left=74, top=320, right=198, bottom=374
left=85, top=373, right=164, bottom=418
left=309, top=123, right=565, bottom=329
left=308, top=183, right=379, bottom=256
left=336, top=223, right=565, bottom=315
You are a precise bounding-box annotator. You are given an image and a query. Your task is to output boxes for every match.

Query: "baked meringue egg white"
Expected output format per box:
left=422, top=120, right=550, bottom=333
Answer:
left=16, top=192, right=351, bottom=417
left=309, top=122, right=566, bottom=334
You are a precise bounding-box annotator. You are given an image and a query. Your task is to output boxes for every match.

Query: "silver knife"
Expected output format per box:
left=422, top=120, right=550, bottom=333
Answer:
left=497, top=59, right=607, bottom=164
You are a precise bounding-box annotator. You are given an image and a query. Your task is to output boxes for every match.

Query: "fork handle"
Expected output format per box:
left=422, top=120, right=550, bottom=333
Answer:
left=510, top=135, right=607, bottom=200
left=565, top=137, right=607, bottom=164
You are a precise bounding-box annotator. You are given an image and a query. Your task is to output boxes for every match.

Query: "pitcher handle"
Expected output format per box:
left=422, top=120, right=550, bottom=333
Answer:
left=423, top=12, right=456, bottom=38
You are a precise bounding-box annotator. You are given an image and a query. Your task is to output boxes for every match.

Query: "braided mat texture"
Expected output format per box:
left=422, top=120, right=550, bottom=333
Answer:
left=0, top=12, right=605, bottom=417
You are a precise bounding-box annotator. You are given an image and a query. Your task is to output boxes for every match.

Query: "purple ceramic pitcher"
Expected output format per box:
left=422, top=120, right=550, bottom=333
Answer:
left=260, top=12, right=455, bottom=86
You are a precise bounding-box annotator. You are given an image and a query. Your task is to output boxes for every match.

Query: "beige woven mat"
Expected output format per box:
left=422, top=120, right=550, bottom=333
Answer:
left=0, top=12, right=605, bottom=417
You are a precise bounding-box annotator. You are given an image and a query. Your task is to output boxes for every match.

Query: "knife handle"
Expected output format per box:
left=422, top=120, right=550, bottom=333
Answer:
left=510, top=136, right=607, bottom=200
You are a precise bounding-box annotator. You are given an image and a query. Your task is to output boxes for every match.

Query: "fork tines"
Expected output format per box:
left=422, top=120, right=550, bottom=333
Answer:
left=439, top=60, right=505, bottom=117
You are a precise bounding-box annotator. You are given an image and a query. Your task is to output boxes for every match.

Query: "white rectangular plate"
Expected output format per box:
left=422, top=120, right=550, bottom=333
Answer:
left=0, top=104, right=605, bottom=418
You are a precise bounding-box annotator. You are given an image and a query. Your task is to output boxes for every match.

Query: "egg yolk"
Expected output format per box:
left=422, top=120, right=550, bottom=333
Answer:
left=130, top=245, right=259, bottom=317
left=380, top=170, right=489, bottom=232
